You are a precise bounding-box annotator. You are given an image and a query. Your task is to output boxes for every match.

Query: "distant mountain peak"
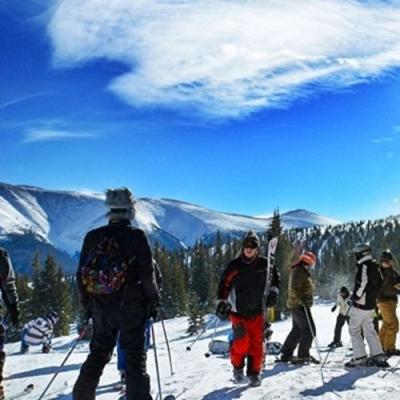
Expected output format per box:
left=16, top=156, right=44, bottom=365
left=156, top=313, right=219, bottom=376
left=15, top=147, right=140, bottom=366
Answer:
left=0, top=181, right=338, bottom=255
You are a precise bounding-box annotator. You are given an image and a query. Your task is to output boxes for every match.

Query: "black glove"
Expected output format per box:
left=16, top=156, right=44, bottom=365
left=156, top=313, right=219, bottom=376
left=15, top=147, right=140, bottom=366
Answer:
left=331, top=305, right=337, bottom=313
left=266, top=292, right=277, bottom=308
left=148, top=301, right=160, bottom=321
left=8, top=303, right=20, bottom=327
left=264, top=322, right=273, bottom=340
left=42, top=344, right=51, bottom=354
left=347, top=296, right=356, bottom=307
left=216, top=300, right=231, bottom=320
left=82, top=308, right=92, bottom=325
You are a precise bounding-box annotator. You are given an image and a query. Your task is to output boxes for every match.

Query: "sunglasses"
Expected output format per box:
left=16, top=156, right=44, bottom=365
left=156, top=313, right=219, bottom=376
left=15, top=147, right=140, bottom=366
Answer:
left=244, top=243, right=258, bottom=249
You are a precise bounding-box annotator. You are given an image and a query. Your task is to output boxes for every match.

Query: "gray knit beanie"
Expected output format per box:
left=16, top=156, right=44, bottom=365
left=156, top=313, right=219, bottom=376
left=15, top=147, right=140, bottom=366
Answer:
left=105, top=187, right=136, bottom=220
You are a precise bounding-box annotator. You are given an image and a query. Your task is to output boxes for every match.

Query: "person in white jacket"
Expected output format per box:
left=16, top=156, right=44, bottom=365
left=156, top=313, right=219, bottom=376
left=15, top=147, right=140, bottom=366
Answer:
left=328, top=287, right=350, bottom=348
left=20, top=311, right=58, bottom=354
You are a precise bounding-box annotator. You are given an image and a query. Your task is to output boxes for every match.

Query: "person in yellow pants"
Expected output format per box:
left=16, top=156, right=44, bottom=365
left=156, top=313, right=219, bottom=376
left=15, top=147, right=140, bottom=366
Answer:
left=377, top=250, right=400, bottom=356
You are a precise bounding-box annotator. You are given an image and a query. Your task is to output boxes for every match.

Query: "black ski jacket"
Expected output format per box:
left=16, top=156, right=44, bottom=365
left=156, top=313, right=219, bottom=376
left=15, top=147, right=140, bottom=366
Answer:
left=217, top=254, right=280, bottom=318
left=0, top=247, right=19, bottom=315
left=76, top=219, right=160, bottom=313
left=352, top=255, right=383, bottom=310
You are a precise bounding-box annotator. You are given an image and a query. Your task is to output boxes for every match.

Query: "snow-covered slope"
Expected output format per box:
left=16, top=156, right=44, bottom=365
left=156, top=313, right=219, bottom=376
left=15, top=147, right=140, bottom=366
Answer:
left=4, top=303, right=400, bottom=399
left=0, top=182, right=338, bottom=255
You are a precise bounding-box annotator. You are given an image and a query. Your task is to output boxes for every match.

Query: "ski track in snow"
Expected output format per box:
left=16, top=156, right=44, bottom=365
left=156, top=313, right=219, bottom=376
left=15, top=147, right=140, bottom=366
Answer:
left=4, top=303, right=400, bottom=399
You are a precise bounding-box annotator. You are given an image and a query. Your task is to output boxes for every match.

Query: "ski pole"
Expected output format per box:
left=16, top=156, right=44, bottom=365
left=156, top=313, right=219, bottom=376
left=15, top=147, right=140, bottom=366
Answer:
left=204, top=318, right=221, bottom=358
left=38, top=327, right=87, bottom=400
left=186, top=315, right=218, bottom=351
left=151, top=322, right=164, bottom=400
left=302, top=304, right=325, bottom=384
left=160, top=317, right=174, bottom=375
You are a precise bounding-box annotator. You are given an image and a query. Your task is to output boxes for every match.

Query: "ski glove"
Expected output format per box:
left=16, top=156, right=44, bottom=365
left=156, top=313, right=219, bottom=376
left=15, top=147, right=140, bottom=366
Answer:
left=264, top=322, right=273, bottom=340
left=83, top=308, right=92, bottom=325
left=148, top=301, right=160, bottom=321
left=216, top=300, right=231, bottom=320
left=42, top=344, right=52, bottom=354
left=266, top=292, right=278, bottom=308
left=8, top=303, right=20, bottom=327
left=331, top=305, right=337, bottom=313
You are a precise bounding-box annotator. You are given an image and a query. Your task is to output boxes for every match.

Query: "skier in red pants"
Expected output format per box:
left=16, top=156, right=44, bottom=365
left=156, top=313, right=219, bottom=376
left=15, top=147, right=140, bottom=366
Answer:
left=216, top=231, right=280, bottom=387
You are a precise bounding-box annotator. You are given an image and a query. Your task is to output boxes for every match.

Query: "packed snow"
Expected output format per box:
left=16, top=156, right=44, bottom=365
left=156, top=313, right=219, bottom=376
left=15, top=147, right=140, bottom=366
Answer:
left=4, top=303, right=400, bottom=399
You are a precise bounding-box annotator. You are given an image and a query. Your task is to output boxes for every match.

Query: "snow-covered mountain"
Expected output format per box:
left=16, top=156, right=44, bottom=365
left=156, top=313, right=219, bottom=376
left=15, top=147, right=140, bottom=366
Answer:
left=0, top=182, right=338, bottom=271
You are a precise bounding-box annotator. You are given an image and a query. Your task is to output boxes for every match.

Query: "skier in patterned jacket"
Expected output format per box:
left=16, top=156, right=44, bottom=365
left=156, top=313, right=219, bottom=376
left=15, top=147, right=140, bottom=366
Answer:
left=216, top=231, right=280, bottom=387
left=20, top=311, right=59, bottom=354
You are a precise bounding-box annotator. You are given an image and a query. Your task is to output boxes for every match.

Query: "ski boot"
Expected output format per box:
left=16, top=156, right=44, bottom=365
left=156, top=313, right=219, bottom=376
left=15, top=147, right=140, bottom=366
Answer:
left=385, top=349, right=400, bottom=357
left=292, top=355, right=320, bottom=365
left=366, top=354, right=390, bottom=368
left=248, top=374, right=261, bottom=387
left=275, top=353, right=293, bottom=363
left=328, top=341, right=343, bottom=348
left=232, top=367, right=245, bottom=383
left=344, top=356, right=367, bottom=368
left=20, top=343, right=29, bottom=354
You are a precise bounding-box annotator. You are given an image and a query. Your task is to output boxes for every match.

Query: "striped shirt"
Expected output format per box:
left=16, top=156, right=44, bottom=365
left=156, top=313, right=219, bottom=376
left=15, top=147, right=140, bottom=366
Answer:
left=22, top=317, right=54, bottom=346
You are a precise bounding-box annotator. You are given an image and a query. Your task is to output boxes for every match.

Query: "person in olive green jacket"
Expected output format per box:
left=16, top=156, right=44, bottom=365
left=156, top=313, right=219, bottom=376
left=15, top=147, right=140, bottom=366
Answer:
left=277, top=252, right=317, bottom=364
left=377, top=250, right=400, bottom=356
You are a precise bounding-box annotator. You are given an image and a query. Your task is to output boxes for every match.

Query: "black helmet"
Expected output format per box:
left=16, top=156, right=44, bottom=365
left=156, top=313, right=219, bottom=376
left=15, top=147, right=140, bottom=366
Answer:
left=353, top=243, right=371, bottom=261
left=340, top=286, right=349, bottom=294
left=380, top=250, right=393, bottom=262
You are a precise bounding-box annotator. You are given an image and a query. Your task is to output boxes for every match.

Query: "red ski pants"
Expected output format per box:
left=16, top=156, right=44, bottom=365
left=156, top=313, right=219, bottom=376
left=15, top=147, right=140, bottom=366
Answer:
left=229, top=313, right=265, bottom=375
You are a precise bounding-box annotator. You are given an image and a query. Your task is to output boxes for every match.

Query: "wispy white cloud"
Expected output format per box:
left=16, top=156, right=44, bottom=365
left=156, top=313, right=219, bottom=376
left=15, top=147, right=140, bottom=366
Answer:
left=47, top=0, right=400, bottom=118
left=371, top=136, right=396, bottom=144
left=22, top=129, right=96, bottom=144
left=371, top=125, right=400, bottom=144
left=0, top=93, right=53, bottom=110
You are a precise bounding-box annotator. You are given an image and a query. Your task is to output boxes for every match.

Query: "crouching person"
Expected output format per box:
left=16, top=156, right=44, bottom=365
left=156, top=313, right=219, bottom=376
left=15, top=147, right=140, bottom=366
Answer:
left=216, top=231, right=280, bottom=387
left=20, top=311, right=58, bottom=354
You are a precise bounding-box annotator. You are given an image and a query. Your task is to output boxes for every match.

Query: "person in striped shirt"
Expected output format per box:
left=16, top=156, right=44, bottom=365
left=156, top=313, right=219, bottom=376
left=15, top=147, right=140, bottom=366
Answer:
left=20, top=311, right=58, bottom=354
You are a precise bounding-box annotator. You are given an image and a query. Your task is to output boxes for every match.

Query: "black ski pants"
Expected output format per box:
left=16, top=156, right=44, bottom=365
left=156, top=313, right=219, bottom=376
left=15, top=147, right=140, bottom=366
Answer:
left=73, top=303, right=152, bottom=400
left=333, top=314, right=349, bottom=343
left=0, top=321, right=5, bottom=387
left=281, top=307, right=315, bottom=358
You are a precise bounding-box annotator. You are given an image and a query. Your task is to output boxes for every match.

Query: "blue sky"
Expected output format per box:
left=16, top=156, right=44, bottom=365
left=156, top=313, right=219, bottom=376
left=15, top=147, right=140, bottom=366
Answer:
left=1, top=0, right=400, bottom=222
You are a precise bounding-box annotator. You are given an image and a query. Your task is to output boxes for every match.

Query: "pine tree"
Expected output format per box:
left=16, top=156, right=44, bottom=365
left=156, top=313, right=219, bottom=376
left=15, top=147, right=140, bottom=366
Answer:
left=186, top=291, right=205, bottom=335
left=30, top=255, right=73, bottom=337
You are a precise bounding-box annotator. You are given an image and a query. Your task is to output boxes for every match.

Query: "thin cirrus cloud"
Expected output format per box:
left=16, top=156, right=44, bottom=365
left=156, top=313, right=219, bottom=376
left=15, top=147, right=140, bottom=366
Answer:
left=0, top=93, right=53, bottom=110
left=371, top=125, right=400, bottom=144
left=22, top=129, right=96, bottom=144
left=46, top=0, right=400, bottom=119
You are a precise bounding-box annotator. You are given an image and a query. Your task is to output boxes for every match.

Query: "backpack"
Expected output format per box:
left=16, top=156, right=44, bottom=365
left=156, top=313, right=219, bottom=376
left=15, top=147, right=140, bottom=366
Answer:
left=80, top=237, right=128, bottom=295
